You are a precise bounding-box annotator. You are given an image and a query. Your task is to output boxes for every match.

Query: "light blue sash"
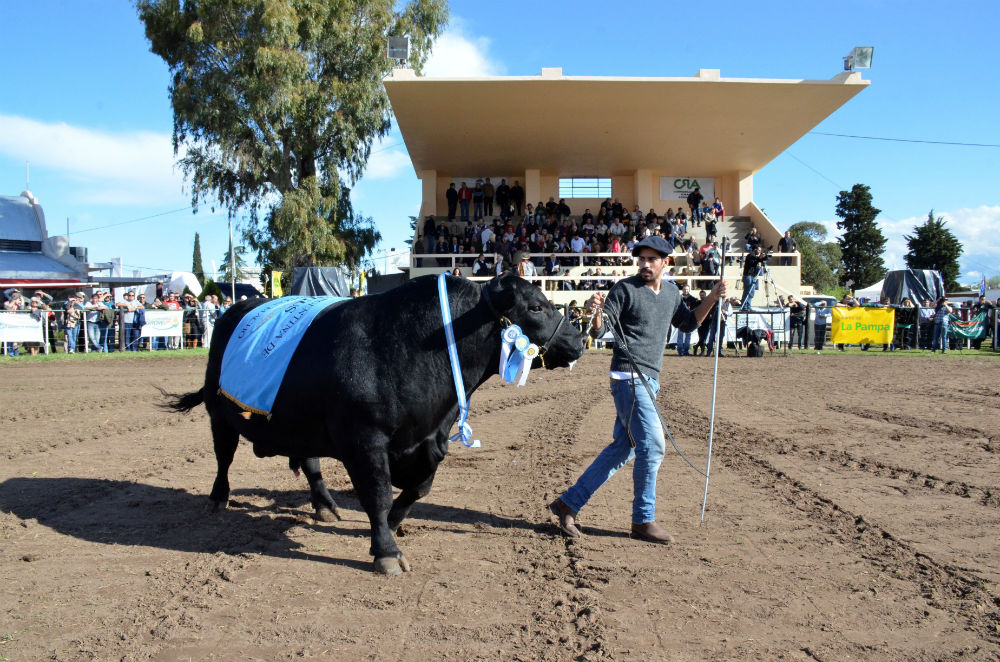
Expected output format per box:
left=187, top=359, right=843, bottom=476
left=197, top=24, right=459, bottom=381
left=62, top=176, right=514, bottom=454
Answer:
left=219, top=296, right=347, bottom=417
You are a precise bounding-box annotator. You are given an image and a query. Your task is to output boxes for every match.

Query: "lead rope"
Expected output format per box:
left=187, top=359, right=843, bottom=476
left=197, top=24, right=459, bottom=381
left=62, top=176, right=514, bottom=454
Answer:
left=591, top=306, right=706, bottom=478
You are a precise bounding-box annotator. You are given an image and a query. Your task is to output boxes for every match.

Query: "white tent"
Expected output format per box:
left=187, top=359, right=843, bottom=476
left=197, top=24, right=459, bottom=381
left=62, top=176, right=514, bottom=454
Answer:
left=855, top=278, right=884, bottom=301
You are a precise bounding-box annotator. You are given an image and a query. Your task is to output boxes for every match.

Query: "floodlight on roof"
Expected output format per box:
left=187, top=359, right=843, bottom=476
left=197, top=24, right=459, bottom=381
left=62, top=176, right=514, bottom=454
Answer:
left=387, top=36, right=409, bottom=64
left=843, top=46, right=874, bottom=71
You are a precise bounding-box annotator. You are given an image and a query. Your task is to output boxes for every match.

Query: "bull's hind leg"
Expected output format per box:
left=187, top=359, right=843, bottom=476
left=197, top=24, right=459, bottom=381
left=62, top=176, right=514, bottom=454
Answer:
left=208, top=416, right=239, bottom=512
left=388, top=469, right=437, bottom=536
left=341, top=437, right=409, bottom=575
left=291, top=457, right=342, bottom=522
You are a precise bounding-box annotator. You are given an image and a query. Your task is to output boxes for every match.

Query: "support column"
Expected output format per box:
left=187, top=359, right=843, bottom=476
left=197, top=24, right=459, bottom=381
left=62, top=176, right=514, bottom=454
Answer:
left=737, top=170, right=754, bottom=215
left=634, top=168, right=653, bottom=213
left=525, top=169, right=541, bottom=211
left=418, top=169, right=438, bottom=218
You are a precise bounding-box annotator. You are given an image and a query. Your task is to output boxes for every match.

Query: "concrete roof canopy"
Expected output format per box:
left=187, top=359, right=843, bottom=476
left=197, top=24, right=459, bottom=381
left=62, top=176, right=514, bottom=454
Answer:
left=384, top=68, right=869, bottom=177
left=0, top=192, right=48, bottom=242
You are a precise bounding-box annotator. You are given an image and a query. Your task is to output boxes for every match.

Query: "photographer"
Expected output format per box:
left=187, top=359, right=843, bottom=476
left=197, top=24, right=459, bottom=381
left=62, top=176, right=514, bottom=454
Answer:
left=739, top=245, right=768, bottom=309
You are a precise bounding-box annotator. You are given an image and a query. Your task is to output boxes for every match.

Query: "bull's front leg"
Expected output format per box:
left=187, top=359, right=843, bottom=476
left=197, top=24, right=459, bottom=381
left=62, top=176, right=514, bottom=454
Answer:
left=341, top=440, right=410, bottom=575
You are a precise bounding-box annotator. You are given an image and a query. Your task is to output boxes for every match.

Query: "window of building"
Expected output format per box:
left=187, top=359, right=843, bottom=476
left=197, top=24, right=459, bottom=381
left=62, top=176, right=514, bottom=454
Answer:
left=558, top=177, right=612, bottom=199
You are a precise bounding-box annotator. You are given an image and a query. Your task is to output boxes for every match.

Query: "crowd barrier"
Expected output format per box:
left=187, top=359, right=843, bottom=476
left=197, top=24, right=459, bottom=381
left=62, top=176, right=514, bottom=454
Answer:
left=0, top=308, right=220, bottom=356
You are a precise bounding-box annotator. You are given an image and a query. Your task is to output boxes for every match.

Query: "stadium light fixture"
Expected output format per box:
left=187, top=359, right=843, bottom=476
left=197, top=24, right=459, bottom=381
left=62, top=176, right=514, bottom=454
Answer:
left=843, top=46, right=874, bottom=71
left=387, top=36, right=409, bottom=65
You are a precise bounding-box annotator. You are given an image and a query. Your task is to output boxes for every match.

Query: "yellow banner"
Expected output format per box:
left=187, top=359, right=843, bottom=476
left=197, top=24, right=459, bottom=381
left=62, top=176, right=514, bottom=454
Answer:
left=271, top=271, right=283, bottom=298
left=830, top=306, right=895, bottom=344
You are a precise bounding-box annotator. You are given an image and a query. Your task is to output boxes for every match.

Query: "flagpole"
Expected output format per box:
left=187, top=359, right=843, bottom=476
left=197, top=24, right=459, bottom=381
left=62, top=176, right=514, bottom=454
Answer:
left=228, top=218, right=236, bottom=303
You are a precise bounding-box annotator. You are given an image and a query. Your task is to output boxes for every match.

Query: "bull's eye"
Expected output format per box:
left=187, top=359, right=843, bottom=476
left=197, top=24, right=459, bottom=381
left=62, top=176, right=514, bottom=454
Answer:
left=529, top=305, right=544, bottom=314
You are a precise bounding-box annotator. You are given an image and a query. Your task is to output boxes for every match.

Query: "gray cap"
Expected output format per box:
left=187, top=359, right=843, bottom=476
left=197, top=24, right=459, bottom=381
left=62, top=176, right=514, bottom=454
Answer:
left=631, top=235, right=672, bottom=258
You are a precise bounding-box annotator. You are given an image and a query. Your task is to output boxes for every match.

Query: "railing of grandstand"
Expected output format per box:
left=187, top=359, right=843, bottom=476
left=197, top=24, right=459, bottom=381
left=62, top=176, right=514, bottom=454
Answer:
left=410, top=251, right=800, bottom=271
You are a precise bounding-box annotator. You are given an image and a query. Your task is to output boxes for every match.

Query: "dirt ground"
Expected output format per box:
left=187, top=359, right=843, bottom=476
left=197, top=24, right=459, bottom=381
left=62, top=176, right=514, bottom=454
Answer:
left=1, top=350, right=999, bottom=661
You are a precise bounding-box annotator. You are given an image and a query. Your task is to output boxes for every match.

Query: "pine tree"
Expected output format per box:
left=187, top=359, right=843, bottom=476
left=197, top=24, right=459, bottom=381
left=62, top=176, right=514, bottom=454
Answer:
left=192, top=232, right=204, bottom=285
left=835, top=184, right=887, bottom=290
left=904, top=210, right=963, bottom=291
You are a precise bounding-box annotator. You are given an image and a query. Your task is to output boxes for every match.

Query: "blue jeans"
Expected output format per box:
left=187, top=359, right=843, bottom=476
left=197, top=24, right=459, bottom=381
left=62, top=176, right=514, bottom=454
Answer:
left=561, top=377, right=666, bottom=524
left=125, top=325, right=140, bottom=351
left=740, top=275, right=757, bottom=308
left=932, top=319, right=949, bottom=352
left=676, top=331, right=692, bottom=356
left=459, top=200, right=470, bottom=222
left=98, top=322, right=111, bottom=352
left=86, top=321, right=101, bottom=352
left=66, top=324, right=79, bottom=352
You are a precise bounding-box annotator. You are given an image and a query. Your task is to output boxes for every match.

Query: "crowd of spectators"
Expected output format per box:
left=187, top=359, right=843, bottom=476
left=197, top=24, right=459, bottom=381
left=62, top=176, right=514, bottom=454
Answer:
left=421, top=189, right=737, bottom=290
left=1, top=285, right=236, bottom=356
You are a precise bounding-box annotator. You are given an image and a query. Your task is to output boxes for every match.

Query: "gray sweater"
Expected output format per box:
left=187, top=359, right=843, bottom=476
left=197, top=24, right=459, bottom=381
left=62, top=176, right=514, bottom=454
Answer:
left=591, top=276, right=698, bottom=378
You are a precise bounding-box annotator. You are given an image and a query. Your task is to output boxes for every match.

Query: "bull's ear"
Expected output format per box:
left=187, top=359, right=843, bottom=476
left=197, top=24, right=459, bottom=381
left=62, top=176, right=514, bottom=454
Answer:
left=486, top=272, right=517, bottom=313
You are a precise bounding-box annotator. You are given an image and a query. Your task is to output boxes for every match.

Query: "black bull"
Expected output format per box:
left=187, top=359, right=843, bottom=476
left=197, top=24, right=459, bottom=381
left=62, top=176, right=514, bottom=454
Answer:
left=165, top=273, right=585, bottom=574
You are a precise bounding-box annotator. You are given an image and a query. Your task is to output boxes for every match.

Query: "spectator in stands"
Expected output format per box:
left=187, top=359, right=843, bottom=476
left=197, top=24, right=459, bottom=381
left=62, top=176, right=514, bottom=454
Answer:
left=472, top=180, right=484, bottom=220
left=3, top=290, right=26, bottom=355
left=745, top=227, right=762, bottom=253
left=495, top=179, right=510, bottom=221
left=445, top=183, right=458, bottom=221
left=931, top=296, right=952, bottom=353
left=220, top=296, right=233, bottom=316
left=450, top=267, right=463, bottom=277
left=703, top=208, right=717, bottom=243
left=712, top=197, right=725, bottom=222
left=481, top=177, right=494, bottom=218
left=686, top=187, right=704, bottom=227
left=164, top=292, right=183, bottom=350
left=458, top=182, right=472, bottom=222
left=472, top=253, right=491, bottom=277
left=675, top=208, right=688, bottom=236
left=777, top=231, right=797, bottom=266
left=676, top=284, right=699, bottom=356
left=510, top=179, right=524, bottom=216
left=25, top=296, right=49, bottom=355
left=740, top=245, right=767, bottom=309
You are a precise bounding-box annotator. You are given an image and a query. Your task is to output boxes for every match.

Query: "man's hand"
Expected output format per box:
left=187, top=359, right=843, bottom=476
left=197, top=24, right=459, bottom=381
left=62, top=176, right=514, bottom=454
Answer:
left=587, top=292, right=604, bottom=331
left=711, top=278, right=728, bottom=302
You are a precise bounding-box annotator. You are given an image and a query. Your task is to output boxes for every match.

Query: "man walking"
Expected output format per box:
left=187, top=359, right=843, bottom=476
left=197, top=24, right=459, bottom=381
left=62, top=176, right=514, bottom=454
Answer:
left=548, top=236, right=726, bottom=544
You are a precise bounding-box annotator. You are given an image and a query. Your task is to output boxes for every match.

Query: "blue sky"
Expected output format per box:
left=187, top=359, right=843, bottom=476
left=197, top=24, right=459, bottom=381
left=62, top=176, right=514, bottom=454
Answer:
left=2, top=0, right=997, bottom=286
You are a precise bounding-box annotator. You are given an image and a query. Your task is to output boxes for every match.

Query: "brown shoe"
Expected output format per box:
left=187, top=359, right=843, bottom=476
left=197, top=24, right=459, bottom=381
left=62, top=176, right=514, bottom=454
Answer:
left=548, top=498, right=581, bottom=538
left=630, top=521, right=674, bottom=545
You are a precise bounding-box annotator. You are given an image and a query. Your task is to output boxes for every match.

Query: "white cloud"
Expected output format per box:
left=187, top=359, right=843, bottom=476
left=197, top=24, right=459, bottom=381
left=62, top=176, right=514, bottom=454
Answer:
left=817, top=205, right=1000, bottom=281
left=364, top=139, right=412, bottom=180
left=0, top=114, right=185, bottom=205
left=423, top=24, right=505, bottom=77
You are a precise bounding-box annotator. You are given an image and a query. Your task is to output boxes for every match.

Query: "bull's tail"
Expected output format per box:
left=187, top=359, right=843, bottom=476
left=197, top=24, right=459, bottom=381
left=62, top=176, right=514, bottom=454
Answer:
left=155, top=385, right=205, bottom=412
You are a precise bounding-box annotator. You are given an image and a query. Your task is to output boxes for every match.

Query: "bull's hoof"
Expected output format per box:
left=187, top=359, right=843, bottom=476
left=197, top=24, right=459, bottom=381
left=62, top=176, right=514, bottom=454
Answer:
left=374, top=555, right=411, bottom=575
left=207, top=498, right=228, bottom=514
left=314, top=506, right=342, bottom=523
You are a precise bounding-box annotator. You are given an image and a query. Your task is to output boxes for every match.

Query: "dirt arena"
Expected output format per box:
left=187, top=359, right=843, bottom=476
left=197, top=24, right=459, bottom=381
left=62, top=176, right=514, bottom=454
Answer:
left=1, top=351, right=998, bottom=661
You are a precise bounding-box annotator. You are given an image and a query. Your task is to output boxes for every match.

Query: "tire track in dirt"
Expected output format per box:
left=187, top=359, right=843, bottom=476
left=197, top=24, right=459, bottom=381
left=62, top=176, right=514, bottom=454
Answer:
left=723, top=432, right=1000, bottom=511
left=670, top=408, right=1000, bottom=646
left=827, top=404, right=992, bottom=442
left=519, top=387, right=616, bottom=662
left=467, top=381, right=615, bottom=661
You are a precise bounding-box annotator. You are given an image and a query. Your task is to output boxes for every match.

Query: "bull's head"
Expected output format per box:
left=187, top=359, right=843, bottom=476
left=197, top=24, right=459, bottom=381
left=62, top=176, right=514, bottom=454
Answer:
left=482, top=272, right=586, bottom=369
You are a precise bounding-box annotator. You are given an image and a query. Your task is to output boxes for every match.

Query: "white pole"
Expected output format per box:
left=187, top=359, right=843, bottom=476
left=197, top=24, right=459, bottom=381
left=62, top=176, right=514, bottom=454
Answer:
left=701, top=243, right=727, bottom=523
left=228, top=218, right=236, bottom=302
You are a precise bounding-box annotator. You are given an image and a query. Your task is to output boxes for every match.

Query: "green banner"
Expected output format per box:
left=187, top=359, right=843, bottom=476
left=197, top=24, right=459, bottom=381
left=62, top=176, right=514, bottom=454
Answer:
left=948, top=312, right=987, bottom=340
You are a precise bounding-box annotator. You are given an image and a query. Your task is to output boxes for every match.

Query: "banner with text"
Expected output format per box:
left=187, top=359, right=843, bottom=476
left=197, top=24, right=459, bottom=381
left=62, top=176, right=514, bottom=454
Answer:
left=141, top=311, right=183, bottom=338
left=659, top=177, right=715, bottom=204
left=830, top=306, right=895, bottom=344
left=0, top=312, right=43, bottom=343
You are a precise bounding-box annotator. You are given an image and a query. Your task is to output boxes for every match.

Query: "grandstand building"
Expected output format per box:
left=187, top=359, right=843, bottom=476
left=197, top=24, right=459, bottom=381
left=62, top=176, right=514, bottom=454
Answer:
left=384, top=66, right=868, bottom=305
